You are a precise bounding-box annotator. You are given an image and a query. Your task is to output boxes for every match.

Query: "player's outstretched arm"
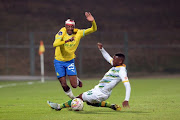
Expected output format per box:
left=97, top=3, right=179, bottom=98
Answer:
left=122, top=82, right=131, bottom=108
left=119, top=68, right=131, bottom=108
left=83, top=12, right=97, bottom=36
left=97, top=43, right=113, bottom=65
left=122, top=81, right=131, bottom=108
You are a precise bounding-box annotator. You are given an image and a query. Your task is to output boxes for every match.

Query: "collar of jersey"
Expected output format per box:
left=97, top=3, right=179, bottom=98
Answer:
left=66, top=33, right=73, bottom=36
left=115, top=64, right=126, bottom=68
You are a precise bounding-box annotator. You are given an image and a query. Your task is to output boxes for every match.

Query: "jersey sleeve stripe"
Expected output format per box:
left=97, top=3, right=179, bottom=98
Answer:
left=122, top=80, right=129, bottom=83
left=55, top=37, right=62, bottom=40
left=83, top=30, right=85, bottom=37
left=110, top=58, right=113, bottom=64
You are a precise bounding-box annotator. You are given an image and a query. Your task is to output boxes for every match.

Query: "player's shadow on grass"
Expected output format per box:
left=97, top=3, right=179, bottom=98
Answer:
left=120, top=111, right=150, bottom=114
left=74, top=110, right=150, bottom=114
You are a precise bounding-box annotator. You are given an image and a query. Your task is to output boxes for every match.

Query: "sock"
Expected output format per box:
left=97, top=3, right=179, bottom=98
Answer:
left=65, top=88, right=75, bottom=99
left=77, top=77, right=82, bottom=87
left=77, top=78, right=79, bottom=86
left=87, top=101, right=111, bottom=108
left=60, top=100, right=72, bottom=109
left=99, top=101, right=111, bottom=107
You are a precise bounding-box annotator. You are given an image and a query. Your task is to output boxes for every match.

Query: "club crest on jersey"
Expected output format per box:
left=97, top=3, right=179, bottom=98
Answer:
left=58, top=31, right=63, bottom=35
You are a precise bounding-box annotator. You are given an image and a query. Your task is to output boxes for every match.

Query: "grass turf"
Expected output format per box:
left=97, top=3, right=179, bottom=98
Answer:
left=0, top=78, right=180, bottom=120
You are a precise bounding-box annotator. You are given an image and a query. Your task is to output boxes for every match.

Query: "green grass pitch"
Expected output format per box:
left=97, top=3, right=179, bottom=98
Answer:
left=0, top=77, right=180, bottom=120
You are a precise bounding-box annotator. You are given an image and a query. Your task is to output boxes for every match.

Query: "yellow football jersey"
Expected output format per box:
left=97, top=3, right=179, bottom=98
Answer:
left=53, top=20, right=97, bottom=61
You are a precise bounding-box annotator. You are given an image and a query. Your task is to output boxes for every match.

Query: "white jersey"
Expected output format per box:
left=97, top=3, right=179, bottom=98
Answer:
left=99, top=47, right=131, bottom=101
left=82, top=47, right=131, bottom=103
left=96, top=64, right=128, bottom=95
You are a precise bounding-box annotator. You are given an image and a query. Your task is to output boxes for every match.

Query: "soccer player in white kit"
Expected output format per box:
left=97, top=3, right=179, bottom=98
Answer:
left=47, top=43, right=131, bottom=111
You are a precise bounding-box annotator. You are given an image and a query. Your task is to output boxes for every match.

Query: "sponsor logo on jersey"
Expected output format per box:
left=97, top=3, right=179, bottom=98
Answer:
left=64, top=43, right=75, bottom=47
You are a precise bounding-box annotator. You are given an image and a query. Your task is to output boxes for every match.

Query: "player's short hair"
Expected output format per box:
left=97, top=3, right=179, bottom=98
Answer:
left=65, top=19, right=75, bottom=26
left=115, top=53, right=125, bottom=60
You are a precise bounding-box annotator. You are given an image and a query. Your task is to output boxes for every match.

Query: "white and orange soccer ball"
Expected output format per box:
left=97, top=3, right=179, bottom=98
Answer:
left=71, top=98, right=84, bottom=111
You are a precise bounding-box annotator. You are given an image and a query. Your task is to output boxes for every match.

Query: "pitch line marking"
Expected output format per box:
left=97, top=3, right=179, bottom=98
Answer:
left=0, top=82, right=35, bottom=88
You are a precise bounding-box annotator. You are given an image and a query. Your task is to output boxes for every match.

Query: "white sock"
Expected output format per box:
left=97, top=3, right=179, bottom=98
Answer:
left=65, top=88, right=75, bottom=99
left=77, top=77, right=80, bottom=86
left=57, top=104, right=61, bottom=109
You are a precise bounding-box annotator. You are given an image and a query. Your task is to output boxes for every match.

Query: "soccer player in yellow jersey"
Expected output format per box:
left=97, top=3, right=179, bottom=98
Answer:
left=53, top=12, right=97, bottom=99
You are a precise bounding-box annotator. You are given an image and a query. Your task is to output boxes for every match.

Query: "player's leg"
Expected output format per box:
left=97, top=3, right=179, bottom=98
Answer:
left=81, top=91, right=114, bottom=109
left=68, top=75, right=82, bottom=88
left=47, top=101, right=62, bottom=111
left=47, top=99, right=72, bottom=111
left=86, top=101, right=111, bottom=107
left=82, top=88, right=121, bottom=111
left=54, top=59, right=75, bottom=99
left=86, top=101, right=121, bottom=111
left=47, top=94, right=83, bottom=110
left=66, top=59, right=82, bottom=88
left=58, top=77, right=75, bottom=99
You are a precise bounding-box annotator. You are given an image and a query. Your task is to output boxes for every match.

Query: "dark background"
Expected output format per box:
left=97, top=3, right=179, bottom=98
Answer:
left=0, top=0, right=179, bottom=32
left=0, top=0, right=180, bottom=77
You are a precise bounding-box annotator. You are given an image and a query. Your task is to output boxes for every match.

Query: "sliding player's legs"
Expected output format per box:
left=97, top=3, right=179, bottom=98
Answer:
left=47, top=87, right=121, bottom=111
left=81, top=86, right=110, bottom=103
left=47, top=92, right=121, bottom=111
left=81, top=87, right=121, bottom=111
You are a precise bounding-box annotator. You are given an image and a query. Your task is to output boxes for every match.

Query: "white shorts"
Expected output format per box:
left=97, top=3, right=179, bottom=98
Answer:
left=82, top=86, right=110, bottom=103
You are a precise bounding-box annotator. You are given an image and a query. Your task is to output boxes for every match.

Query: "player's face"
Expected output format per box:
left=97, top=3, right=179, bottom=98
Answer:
left=113, top=56, right=123, bottom=67
left=65, top=24, right=75, bottom=35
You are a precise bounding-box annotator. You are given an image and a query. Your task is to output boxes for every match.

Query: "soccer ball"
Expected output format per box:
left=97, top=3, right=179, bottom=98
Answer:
left=71, top=98, right=84, bottom=111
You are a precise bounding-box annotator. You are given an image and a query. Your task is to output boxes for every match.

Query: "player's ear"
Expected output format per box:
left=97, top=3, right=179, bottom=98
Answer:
left=119, top=59, right=123, bottom=64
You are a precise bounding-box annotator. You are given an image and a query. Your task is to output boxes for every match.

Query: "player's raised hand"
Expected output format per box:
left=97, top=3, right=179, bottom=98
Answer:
left=122, top=101, right=130, bottom=108
left=97, top=42, right=103, bottom=49
left=85, top=12, right=94, bottom=22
